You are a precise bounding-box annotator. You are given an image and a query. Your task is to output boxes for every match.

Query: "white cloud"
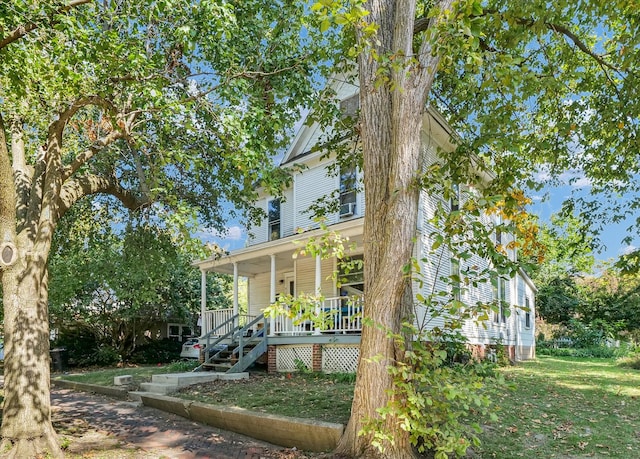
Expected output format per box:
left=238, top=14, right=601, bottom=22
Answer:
left=568, top=175, right=592, bottom=188
left=195, top=225, right=244, bottom=242
left=620, top=245, right=637, bottom=256
left=223, top=225, right=244, bottom=241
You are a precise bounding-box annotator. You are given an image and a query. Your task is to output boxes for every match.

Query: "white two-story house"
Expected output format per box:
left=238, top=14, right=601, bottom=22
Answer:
left=193, top=79, right=536, bottom=374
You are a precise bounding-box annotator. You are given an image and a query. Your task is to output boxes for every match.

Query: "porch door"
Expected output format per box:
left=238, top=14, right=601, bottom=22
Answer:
left=284, top=272, right=295, bottom=296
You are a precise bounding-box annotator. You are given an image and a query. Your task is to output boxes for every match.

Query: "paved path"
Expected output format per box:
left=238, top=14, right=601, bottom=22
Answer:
left=51, top=388, right=320, bottom=459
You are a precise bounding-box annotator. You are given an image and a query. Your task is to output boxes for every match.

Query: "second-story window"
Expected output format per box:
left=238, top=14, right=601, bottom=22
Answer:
left=339, top=165, right=357, bottom=217
left=450, top=183, right=460, bottom=212
left=268, top=199, right=281, bottom=241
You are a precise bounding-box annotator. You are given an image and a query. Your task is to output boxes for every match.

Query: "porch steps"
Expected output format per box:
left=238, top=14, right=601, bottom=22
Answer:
left=138, top=371, right=248, bottom=395
left=202, top=362, right=233, bottom=372
left=198, top=314, right=268, bottom=374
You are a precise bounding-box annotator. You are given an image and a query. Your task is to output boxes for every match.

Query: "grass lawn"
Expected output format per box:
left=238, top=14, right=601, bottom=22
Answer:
left=176, top=372, right=355, bottom=424
left=474, top=356, right=640, bottom=458
left=55, top=360, right=199, bottom=388
left=57, top=356, right=640, bottom=458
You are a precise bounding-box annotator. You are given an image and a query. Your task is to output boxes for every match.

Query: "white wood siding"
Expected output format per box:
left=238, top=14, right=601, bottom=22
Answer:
left=294, top=256, right=336, bottom=296
left=249, top=272, right=271, bottom=316
left=281, top=187, right=294, bottom=239
left=247, top=198, right=268, bottom=246
left=294, top=163, right=339, bottom=230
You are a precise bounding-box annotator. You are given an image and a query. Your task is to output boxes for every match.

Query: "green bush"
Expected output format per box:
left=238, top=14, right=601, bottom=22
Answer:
left=128, top=339, right=182, bottom=364
left=52, top=330, right=116, bottom=367
left=617, top=353, right=640, bottom=369
left=328, top=372, right=357, bottom=384
left=538, top=346, right=623, bottom=359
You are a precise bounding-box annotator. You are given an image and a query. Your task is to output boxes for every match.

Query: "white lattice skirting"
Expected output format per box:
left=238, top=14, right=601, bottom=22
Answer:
left=322, top=345, right=359, bottom=373
left=276, top=345, right=313, bottom=372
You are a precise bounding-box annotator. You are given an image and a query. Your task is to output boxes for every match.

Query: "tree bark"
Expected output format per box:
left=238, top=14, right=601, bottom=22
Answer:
left=0, top=259, right=61, bottom=458
left=0, top=115, right=62, bottom=458
left=335, top=1, right=452, bottom=457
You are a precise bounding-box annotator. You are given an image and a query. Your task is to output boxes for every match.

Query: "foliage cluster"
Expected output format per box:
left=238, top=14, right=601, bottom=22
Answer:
left=530, top=217, right=640, bottom=346
left=53, top=329, right=185, bottom=367
left=538, top=346, right=625, bottom=359
left=363, top=321, right=502, bottom=459
left=48, top=200, right=232, bottom=363
left=617, top=352, right=640, bottom=370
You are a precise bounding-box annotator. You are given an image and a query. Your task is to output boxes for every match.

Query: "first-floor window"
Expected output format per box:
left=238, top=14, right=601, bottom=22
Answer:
left=450, top=257, right=461, bottom=302
left=338, top=254, right=364, bottom=295
left=168, top=324, right=192, bottom=342
left=492, top=275, right=507, bottom=323
left=524, top=297, right=532, bottom=328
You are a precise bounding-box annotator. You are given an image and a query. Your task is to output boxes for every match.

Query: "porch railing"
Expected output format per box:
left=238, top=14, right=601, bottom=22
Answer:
left=203, top=296, right=363, bottom=337
left=202, top=308, right=256, bottom=337
left=272, top=295, right=363, bottom=336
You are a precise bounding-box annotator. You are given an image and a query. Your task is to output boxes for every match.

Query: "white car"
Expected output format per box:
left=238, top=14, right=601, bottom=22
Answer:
left=180, top=338, right=228, bottom=360
left=180, top=338, right=204, bottom=359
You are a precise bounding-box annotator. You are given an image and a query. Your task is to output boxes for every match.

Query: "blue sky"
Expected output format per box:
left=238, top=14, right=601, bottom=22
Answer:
left=528, top=171, right=639, bottom=262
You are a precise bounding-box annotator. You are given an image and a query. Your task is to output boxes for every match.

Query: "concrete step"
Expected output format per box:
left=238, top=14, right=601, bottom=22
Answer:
left=139, top=371, right=249, bottom=395
left=139, top=382, right=179, bottom=395
left=151, top=371, right=244, bottom=387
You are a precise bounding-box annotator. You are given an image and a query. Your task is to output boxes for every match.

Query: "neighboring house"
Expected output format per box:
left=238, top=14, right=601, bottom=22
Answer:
left=194, top=79, right=536, bottom=374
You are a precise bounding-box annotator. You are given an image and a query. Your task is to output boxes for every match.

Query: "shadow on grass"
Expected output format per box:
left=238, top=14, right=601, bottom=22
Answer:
left=475, top=356, right=640, bottom=458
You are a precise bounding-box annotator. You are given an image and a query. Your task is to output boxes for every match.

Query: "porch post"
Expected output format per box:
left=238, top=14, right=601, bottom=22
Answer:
left=200, top=269, right=207, bottom=335
left=269, top=254, right=276, bottom=336
left=233, top=262, right=239, bottom=316
left=314, top=254, right=321, bottom=335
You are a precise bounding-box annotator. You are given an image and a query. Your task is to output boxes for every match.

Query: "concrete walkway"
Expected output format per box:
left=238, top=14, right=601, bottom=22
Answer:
left=51, top=388, right=322, bottom=458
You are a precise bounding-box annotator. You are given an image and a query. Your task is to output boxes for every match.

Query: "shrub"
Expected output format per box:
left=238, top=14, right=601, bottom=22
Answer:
left=617, top=353, right=640, bottom=370
left=537, top=346, right=628, bottom=359
left=329, top=372, right=356, bottom=384
left=166, top=360, right=200, bottom=372
left=52, top=329, right=111, bottom=367
left=128, top=338, right=182, bottom=364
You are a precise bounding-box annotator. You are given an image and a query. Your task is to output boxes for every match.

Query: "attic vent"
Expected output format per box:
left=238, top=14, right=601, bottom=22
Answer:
left=340, top=94, right=359, bottom=119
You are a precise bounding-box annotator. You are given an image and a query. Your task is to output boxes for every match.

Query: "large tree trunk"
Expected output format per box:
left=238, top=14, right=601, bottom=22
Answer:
left=335, top=1, right=450, bottom=457
left=0, top=114, right=61, bottom=457
left=336, top=84, right=424, bottom=459
left=1, top=255, right=60, bottom=458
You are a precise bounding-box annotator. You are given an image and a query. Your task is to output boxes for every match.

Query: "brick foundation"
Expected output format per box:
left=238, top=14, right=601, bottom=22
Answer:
left=312, top=344, right=322, bottom=372
left=468, top=344, right=486, bottom=360
left=267, top=345, right=277, bottom=374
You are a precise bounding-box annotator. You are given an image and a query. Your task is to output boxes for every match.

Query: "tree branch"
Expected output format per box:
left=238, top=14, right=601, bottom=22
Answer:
left=545, top=22, right=619, bottom=72
left=56, top=95, right=119, bottom=129
left=57, top=173, right=151, bottom=221
left=0, top=0, right=92, bottom=50
left=10, top=119, right=34, bottom=228
left=62, top=128, right=127, bottom=180
left=414, top=9, right=620, bottom=74
left=0, top=113, right=17, bottom=228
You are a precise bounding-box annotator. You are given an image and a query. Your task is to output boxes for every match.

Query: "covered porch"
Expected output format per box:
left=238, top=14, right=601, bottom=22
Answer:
left=194, top=219, right=364, bottom=339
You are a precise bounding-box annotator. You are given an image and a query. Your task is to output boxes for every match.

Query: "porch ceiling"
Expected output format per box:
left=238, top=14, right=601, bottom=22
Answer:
left=209, top=250, right=298, bottom=277
left=195, top=218, right=364, bottom=278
